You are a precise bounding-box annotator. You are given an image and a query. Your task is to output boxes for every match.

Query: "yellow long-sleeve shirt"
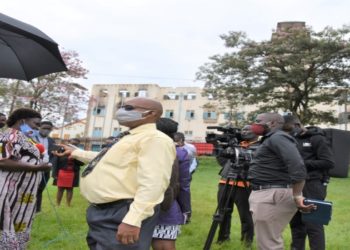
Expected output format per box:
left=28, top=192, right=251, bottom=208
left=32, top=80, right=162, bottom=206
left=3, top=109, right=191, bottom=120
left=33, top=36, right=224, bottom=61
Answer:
left=72, top=123, right=176, bottom=227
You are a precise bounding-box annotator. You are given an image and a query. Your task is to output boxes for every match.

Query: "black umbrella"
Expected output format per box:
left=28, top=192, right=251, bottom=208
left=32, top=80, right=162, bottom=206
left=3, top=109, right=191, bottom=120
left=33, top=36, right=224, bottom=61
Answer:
left=0, top=12, right=67, bottom=81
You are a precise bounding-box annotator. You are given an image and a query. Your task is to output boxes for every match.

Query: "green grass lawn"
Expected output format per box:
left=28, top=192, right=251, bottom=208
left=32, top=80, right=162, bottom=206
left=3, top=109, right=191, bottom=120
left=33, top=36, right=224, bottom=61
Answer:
left=28, top=157, right=350, bottom=250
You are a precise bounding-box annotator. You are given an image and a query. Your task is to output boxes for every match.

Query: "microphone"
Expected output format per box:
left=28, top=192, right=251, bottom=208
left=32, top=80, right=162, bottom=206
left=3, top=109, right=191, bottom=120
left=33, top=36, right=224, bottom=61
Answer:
left=35, top=143, right=45, bottom=154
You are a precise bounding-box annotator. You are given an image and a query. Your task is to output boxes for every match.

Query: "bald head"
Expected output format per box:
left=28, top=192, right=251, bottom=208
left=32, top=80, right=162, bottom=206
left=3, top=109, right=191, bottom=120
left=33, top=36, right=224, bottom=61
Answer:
left=255, top=112, right=284, bottom=132
left=264, top=113, right=284, bottom=125
left=126, top=97, right=163, bottom=119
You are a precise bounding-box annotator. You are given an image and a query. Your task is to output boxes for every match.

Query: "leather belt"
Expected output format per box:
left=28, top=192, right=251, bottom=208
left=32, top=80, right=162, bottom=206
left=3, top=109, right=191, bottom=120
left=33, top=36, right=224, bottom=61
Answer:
left=251, top=184, right=292, bottom=191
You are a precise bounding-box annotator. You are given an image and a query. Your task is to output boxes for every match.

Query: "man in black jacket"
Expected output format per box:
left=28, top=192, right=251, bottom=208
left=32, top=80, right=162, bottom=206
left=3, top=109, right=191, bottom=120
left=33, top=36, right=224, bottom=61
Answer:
left=283, top=114, right=335, bottom=250
left=248, top=113, right=314, bottom=250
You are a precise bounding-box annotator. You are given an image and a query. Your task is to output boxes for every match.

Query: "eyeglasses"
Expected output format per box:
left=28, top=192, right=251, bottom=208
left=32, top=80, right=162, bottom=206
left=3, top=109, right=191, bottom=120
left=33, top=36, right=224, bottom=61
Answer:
left=119, top=104, right=150, bottom=111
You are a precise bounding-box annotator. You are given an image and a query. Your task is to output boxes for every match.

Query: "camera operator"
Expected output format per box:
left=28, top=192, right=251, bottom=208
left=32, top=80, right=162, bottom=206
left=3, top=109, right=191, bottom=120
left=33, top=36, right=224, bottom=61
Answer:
left=216, top=125, right=258, bottom=246
left=283, top=114, right=335, bottom=250
left=248, top=113, right=315, bottom=250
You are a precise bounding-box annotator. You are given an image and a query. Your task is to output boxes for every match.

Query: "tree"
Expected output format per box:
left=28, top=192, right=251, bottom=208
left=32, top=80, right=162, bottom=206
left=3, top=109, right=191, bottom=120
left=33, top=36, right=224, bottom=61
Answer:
left=197, top=24, right=350, bottom=124
left=0, top=49, right=89, bottom=124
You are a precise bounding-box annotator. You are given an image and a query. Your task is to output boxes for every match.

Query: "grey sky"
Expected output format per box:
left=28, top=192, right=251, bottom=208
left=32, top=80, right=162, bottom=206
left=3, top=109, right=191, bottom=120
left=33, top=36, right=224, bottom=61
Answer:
left=3, top=0, right=350, bottom=90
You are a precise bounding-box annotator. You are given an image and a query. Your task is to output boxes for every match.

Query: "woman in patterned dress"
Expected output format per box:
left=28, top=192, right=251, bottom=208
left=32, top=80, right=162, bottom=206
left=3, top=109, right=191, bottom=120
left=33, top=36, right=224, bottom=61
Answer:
left=0, top=108, right=52, bottom=250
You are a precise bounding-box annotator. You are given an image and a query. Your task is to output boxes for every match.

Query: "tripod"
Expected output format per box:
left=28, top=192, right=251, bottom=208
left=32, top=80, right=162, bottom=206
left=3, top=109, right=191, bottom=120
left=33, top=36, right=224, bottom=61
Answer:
left=203, top=160, right=250, bottom=250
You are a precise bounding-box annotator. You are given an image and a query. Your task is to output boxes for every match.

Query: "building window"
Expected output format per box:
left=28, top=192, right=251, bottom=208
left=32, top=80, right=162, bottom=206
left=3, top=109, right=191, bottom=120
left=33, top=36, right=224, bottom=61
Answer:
left=185, top=92, right=196, bottom=100
left=224, top=111, right=245, bottom=121
left=113, top=128, right=121, bottom=137
left=235, top=112, right=245, bottom=121
left=92, top=127, right=102, bottom=137
left=93, top=106, right=106, bottom=116
left=165, top=110, right=174, bottom=119
left=184, top=130, right=193, bottom=136
left=135, top=89, right=147, bottom=97
left=91, top=144, right=102, bottom=152
left=185, top=110, right=195, bottom=120
left=223, top=112, right=231, bottom=120
left=99, top=89, right=108, bottom=97
left=203, top=111, right=217, bottom=120
left=163, top=92, right=179, bottom=100
left=119, top=90, right=130, bottom=97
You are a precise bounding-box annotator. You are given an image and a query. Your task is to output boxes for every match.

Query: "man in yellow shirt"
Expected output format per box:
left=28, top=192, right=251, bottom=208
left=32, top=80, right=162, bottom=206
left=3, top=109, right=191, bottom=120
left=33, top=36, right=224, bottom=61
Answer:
left=58, top=97, right=176, bottom=249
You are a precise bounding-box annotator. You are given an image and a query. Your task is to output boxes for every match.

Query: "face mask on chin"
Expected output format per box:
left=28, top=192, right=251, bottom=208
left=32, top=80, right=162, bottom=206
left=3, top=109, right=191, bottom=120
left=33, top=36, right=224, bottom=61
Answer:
left=20, top=123, right=39, bottom=138
left=39, top=129, right=51, bottom=137
left=250, top=123, right=269, bottom=136
left=115, top=108, right=151, bottom=123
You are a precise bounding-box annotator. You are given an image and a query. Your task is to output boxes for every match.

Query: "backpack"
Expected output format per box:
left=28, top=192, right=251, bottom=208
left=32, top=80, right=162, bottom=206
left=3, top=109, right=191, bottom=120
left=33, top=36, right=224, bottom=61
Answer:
left=323, top=128, right=350, bottom=178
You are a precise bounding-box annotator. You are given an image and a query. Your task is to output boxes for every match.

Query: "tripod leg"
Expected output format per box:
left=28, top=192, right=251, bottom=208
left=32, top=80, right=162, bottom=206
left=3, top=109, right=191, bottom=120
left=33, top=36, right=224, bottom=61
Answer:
left=203, top=179, right=237, bottom=250
left=217, top=183, right=234, bottom=243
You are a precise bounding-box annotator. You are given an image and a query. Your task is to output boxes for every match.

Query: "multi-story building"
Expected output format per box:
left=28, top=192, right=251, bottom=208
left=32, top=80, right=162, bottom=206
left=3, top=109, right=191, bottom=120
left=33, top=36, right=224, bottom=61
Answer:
left=82, top=83, right=347, bottom=150
left=84, top=83, right=245, bottom=149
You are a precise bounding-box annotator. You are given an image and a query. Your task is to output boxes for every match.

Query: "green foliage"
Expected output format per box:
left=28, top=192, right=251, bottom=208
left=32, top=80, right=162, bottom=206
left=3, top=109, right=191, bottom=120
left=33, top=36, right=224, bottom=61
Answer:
left=197, top=25, right=350, bottom=124
left=28, top=157, right=350, bottom=249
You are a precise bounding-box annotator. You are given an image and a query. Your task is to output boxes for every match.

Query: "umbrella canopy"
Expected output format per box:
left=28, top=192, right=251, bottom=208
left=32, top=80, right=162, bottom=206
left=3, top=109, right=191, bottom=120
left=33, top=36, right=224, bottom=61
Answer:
left=0, top=12, right=67, bottom=81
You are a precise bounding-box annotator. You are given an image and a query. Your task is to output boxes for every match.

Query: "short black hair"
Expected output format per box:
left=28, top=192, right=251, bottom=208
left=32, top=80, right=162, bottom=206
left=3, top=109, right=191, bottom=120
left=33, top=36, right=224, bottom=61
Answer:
left=173, top=132, right=185, bottom=141
left=40, top=121, right=54, bottom=127
left=282, top=114, right=301, bottom=132
left=156, top=118, right=178, bottom=139
left=7, top=108, right=42, bottom=127
left=283, top=114, right=300, bottom=125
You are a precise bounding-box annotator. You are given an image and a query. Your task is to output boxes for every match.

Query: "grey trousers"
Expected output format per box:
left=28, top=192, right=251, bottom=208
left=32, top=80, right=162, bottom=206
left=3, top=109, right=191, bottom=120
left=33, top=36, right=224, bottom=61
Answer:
left=86, top=200, right=160, bottom=250
left=249, top=188, right=297, bottom=250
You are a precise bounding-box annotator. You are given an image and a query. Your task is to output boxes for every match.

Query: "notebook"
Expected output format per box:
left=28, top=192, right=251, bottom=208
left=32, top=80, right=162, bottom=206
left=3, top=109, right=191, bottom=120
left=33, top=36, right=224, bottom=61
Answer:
left=301, top=198, right=332, bottom=225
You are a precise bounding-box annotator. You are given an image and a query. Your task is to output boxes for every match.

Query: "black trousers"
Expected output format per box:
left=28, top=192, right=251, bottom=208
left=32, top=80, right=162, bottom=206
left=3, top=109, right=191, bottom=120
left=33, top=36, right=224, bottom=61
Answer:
left=290, top=179, right=327, bottom=250
left=86, top=200, right=160, bottom=250
left=36, top=171, right=50, bottom=212
left=217, top=183, right=254, bottom=244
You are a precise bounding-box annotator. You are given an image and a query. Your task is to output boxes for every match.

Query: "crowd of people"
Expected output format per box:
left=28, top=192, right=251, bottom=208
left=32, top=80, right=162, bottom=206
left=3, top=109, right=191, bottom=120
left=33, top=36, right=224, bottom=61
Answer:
left=0, top=97, right=335, bottom=250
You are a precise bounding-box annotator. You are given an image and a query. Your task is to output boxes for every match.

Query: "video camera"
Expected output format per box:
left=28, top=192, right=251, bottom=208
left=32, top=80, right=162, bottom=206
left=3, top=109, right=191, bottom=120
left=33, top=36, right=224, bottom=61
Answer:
left=205, top=125, right=255, bottom=180
left=204, top=125, right=258, bottom=250
left=205, top=126, right=241, bottom=148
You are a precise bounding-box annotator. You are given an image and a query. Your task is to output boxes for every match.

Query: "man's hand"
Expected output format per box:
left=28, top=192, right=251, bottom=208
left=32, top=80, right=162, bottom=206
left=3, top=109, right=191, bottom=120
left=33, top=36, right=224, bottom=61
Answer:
left=116, top=223, right=140, bottom=245
left=294, top=196, right=317, bottom=213
left=52, top=144, right=76, bottom=157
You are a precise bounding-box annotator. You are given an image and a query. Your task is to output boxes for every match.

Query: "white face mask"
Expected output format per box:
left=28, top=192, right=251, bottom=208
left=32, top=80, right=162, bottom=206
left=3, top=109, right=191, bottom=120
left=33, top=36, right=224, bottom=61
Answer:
left=115, top=108, right=151, bottom=123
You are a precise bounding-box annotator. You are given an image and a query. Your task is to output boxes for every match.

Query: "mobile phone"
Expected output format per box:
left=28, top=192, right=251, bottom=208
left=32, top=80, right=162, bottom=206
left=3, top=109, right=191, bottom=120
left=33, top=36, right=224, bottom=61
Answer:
left=52, top=144, right=65, bottom=153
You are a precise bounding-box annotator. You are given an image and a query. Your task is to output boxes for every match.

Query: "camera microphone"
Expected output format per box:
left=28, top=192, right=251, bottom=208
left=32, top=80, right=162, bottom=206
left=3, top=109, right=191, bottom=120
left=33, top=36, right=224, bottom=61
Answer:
left=207, top=126, right=222, bottom=129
